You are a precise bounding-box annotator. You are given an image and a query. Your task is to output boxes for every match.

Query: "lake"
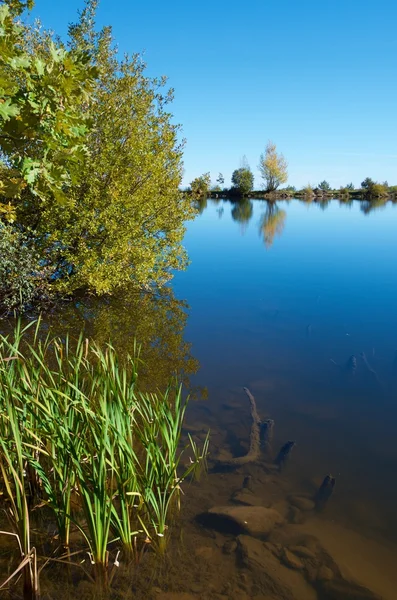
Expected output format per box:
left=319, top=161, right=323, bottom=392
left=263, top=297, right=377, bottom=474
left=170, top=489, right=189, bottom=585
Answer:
left=171, top=197, right=397, bottom=600
left=2, top=197, right=397, bottom=599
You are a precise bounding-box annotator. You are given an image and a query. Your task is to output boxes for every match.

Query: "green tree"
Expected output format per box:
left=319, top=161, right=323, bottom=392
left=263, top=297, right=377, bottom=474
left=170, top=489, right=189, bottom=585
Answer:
left=217, top=172, right=225, bottom=186
left=0, top=0, right=97, bottom=220
left=346, top=183, right=354, bottom=190
left=361, top=177, right=375, bottom=190
left=360, top=177, right=388, bottom=197
left=318, top=180, right=331, bottom=191
left=190, top=172, right=211, bottom=197
left=1, top=0, right=195, bottom=300
left=231, top=166, right=254, bottom=196
left=258, top=141, right=288, bottom=191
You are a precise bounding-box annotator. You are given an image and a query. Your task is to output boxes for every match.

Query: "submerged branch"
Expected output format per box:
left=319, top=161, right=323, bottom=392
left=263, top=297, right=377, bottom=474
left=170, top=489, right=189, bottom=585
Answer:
left=216, top=387, right=261, bottom=467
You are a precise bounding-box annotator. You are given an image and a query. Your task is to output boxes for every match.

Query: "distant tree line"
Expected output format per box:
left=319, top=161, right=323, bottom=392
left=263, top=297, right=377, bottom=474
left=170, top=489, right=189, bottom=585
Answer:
left=188, top=152, right=394, bottom=200
left=188, top=141, right=288, bottom=197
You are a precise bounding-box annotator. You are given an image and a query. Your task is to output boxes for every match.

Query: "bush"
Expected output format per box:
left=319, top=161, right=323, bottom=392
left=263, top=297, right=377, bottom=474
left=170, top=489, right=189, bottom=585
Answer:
left=0, top=224, right=50, bottom=313
left=369, top=183, right=388, bottom=197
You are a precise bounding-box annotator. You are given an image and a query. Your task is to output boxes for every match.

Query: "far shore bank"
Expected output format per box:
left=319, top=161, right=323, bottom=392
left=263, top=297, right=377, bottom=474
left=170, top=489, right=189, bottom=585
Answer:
left=202, top=189, right=397, bottom=201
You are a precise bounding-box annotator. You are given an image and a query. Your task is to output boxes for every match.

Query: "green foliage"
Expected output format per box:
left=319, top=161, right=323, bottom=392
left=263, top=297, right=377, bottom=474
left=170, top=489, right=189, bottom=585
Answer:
left=1, top=0, right=194, bottom=302
left=346, top=182, right=355, bottom=190
left=318, top=180, right=331, bottom=191
left=339, top=186, right=350, bottom=195
left=190, top=172, right=211, bottom=197
left=0, top=322, right=209, bottom=590
left=258, top=141, right=288, bottom=191
left=216, top=172, right=224, bottom=186
left=231, top=166, right=254, bottom=196
left=361, top=177, right=388, bottom=197
left=0, top=1, right=97, bottom=216
left=361, top=177, right=375, bottom=190
left=0, top=223, right=50, bottom=313
left=370, top=183, right=388, bottom=197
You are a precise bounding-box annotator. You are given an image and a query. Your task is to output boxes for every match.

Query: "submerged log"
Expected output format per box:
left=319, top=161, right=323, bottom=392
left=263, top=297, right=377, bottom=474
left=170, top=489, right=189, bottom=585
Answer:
left=314, top=474, right=335, bottom=511
left=274, top=441, right=295, bottom=471
left=216, top=387, right=261, bottom=467
left=261, top=418, right=274, bottom=457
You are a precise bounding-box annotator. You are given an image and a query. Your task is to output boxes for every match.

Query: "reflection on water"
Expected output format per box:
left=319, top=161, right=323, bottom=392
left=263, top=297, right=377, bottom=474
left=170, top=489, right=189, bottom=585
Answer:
left=172, top=198, right=397, bottom=599
left=259, top=202, right=287, bottom=248
left=2, top=198, right=397, bottom=598
left=231, top=198, right=253, bottom=225
left=1, top=287, right=200, bottom=395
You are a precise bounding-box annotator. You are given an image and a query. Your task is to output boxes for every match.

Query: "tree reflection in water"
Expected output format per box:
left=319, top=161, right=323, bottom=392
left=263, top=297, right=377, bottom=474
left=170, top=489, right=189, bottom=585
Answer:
left=360, top=197, right=389, bottom=214
left=5, top=286, right=200, bottom=395
left=259, top=202, right=287, bottom=248
left=231, top=198, right=254, bottom=225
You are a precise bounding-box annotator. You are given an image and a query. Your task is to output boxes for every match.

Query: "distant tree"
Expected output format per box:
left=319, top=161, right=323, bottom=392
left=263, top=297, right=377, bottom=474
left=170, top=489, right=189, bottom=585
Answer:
left=231, top=166, right=254, bottom=196
left=361, top=178, right=388, bottom=197
left=258, top=141, right=288, bottom=191
left=318, top=180, right=331, bottom=191
left=283, top=185, right=296, bottom=192
left=361, top=177, right=375, bottom=190
left=190, top=173, right=211, bottom=197
left=346, top=183, right=354, bottom=190
left=217, top=173, right=225, bottom=186
left=370, top=183, right=388, bottom=197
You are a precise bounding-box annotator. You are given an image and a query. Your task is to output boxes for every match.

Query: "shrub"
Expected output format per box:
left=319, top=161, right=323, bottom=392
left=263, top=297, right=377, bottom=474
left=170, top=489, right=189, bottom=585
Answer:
left=0, top=224, right=51, bottom=313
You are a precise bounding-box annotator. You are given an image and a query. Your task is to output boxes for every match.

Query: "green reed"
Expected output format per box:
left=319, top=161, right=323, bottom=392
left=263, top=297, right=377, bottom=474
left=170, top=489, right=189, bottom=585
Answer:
left=0, top=321, right=209, bottom=596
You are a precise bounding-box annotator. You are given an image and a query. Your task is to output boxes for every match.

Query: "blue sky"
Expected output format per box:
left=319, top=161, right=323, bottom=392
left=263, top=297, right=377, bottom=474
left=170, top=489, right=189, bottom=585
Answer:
left=30, top=0, right=397, bottom=189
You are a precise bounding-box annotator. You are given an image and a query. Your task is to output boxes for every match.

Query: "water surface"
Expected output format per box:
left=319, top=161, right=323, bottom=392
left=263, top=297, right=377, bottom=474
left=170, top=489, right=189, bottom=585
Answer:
left=3, top=197, right=397, bottom=599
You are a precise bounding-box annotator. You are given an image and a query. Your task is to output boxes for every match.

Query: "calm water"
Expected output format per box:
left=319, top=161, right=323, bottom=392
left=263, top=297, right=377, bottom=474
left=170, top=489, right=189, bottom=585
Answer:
left=2, top=197, right=397, bottom=599
left=174, top=197, right=397, bottom=598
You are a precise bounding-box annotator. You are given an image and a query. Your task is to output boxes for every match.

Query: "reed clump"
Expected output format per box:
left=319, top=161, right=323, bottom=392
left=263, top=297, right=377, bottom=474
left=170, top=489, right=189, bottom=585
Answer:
left=0, top=320, right=209, bottom=599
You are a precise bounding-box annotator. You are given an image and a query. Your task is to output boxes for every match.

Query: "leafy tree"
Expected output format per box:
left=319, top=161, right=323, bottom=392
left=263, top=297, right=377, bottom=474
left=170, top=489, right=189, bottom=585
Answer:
left=361, top=177, right=375, bottom=190
left=190, top=172, right=211, bottom=197
left=346, top=183, right=354, bottom=190
left=360, top=177, right=388, bottom=197
left=318, top=180, right=331, bottom=191
left=231, top=166, right=254, bottom=196
left=0, top=0, right=97, bottom=220
left=369, top=183, right=388, bottom=197
left=1, top=0, right=195, bottom=300
left=258, top=141, right=288, bottom=191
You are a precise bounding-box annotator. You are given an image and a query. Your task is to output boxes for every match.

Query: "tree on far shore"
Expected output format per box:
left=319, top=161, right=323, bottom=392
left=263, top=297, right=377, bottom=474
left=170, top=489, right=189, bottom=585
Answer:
left=318, top=181, right=331, bottom=191
left=258, top=141, right=288, bottom=191
left=231, top=165, right=254, bottom=196
left=190, top=173, right=211, bottom=197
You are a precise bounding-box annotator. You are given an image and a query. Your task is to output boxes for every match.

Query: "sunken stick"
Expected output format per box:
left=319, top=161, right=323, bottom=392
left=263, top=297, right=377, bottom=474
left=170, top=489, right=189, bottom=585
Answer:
left=216, top=387, right=261, bottom=467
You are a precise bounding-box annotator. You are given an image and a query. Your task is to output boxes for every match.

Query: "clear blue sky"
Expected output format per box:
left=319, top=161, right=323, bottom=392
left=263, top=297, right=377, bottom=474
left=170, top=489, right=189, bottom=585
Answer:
left=30, top=0, right=397, bottom=189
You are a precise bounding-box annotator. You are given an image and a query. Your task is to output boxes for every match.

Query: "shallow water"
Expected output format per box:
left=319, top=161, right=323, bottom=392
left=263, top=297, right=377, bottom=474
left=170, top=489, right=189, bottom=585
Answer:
left=2, top=197, right=397, bottom=599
